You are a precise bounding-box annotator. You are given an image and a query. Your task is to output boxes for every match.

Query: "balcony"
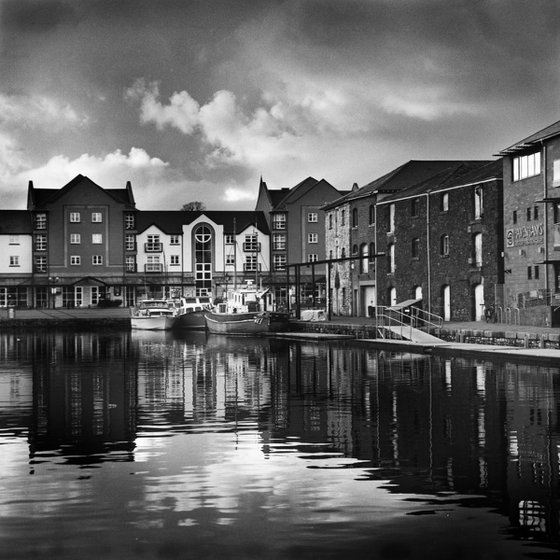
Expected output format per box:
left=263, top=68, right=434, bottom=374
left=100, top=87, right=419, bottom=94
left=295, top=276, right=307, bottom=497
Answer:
left=145, top=263, right=163, bottom=273
left=243, top=242, right=261, bottom=252
left=144, top=242, right=163, bottom=252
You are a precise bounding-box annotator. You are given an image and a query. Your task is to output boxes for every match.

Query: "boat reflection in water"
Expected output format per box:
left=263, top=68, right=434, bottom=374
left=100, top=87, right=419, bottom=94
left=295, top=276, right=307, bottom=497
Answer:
left=0, top=329, right=559, bottom=559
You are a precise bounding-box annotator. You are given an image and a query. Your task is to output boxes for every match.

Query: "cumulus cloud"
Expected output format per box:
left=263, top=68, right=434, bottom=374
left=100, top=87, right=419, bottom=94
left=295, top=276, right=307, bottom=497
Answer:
left=0, top=92, right=87, bottom=129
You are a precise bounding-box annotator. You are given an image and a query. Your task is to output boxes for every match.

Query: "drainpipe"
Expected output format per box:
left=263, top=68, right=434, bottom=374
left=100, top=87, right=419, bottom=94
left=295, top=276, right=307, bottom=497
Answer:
left=541, top=140, right=549, bottom=295
left=425, top=193, right=431, bottom=314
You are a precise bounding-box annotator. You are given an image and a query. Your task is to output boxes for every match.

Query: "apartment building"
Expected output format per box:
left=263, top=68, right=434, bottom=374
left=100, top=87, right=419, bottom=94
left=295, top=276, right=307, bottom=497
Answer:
left=256, top=176, right=345, bottom=308
left=2, top=175, right=270, bottom=308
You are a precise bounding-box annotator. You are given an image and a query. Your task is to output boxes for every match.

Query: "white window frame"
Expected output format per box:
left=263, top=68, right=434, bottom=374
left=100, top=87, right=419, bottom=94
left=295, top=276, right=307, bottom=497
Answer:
left=125, top=234, right=135, bottom=251
left=272, top=234, right=286, bottom=251
left=70, top=233, right=81, bottom=244
left=35, top=213, right=47, bottom=229
left=273, top=254, right=286, bottom=271
left=513, top=151, right=541, bottom=182
left=91, top=212, right=103, bottom=223
left=69, top=212, right=81, bottom=223
left=225, top=254, right=235, bottom=266
left=308, top=233, right=318, bottom=244
left=307, top=254, right=318, bottom=263
left=92, top=234, right=103, bottom=244
left=170, top=255, right=180, bottom=266
left=35, top=256, right=47, bottom=273
left=92, top=255, right=103, bottom=266
left=225, top=234, right=234, bottom=245
left=70, top=255, right=81, bottom=266
left=272, top=213, right=286, bottom=230
left=308, top=212, right=318, bottom=223
left=9, top=256, right=19, bottom=267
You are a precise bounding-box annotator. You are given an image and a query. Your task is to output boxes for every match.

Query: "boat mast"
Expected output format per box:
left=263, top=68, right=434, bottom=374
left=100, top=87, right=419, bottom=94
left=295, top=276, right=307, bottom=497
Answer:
left=233, top=217, right=237, bottom=291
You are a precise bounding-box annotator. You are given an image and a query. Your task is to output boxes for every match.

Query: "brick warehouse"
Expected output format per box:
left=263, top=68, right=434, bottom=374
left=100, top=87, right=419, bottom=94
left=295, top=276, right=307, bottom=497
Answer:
left=375, top=161, right=503, bottom=321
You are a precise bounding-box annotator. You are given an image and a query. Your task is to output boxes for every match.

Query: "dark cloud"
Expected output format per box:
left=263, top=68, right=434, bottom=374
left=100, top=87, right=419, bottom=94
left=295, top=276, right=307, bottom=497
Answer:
left=1, top=0, right=76, bottom=32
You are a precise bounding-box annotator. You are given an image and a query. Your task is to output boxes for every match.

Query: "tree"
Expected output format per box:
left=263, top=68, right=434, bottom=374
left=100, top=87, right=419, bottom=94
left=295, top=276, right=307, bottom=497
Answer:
left=182, top=201, right=206, bottom=211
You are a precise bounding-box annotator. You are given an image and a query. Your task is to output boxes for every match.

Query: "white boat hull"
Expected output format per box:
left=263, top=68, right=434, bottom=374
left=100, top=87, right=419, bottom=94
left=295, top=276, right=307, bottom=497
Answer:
left=130, top=315, right=175, bottom=330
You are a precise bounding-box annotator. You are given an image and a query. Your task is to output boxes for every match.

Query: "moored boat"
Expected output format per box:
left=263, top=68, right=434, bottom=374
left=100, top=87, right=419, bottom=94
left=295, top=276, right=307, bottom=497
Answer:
left=173, top=296, right=212, bottom=330
left=130, top=299, right=177, bottom=330
left=205, top=309, right=289, bottom=334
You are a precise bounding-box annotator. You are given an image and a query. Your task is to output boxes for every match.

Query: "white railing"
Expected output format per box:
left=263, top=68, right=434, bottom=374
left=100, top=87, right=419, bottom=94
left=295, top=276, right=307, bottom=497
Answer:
left=374, top=305, right=443, bottom=339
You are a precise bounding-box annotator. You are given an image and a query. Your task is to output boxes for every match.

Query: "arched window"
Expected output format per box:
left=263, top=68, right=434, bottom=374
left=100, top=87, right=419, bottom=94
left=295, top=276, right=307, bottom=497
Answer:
left=341, top=247, right=346, bottom=258
left=194, top=225, right=213, bottom=297
left=352, top=244, right=358, bottom=255
left=360, top=243, right=368, bottom=273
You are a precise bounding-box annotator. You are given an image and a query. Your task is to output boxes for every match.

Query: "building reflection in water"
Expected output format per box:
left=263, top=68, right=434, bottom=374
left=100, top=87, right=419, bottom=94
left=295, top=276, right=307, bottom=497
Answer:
left=0, top=330, right=559, bottom=549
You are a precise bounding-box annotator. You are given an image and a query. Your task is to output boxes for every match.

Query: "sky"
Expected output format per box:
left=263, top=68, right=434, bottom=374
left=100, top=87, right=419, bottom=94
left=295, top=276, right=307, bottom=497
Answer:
left=0, top=0, right=559, bottom=211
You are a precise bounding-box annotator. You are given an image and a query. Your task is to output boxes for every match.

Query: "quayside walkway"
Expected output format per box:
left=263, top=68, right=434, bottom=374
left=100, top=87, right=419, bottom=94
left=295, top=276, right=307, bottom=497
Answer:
left=1, top=307, right=559, bottom=364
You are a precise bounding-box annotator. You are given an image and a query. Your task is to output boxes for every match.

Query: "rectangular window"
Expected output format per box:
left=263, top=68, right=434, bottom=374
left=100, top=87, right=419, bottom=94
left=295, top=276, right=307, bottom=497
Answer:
left=272, top=234, right=286, bottom=251
left=244, top=255, right=258, bottom=271
left=69, top=212, right=81, bottom=223
left=513, top=210, right=517, bottom=224
left=534, top=265, right=540, bottom=280
left=91, top=212, right=102, bottom=223
left=440, top=193, right=449, bottom=212
left=534, top=205, right=539, bottom=220
left=554, top=203, right=560, bottom=224
left=527, top=266, right=532, bottom=280
left=554, top=159, right=560, bottom=187
left=125, top=255, right=136, bottom=272
left=526, top=207, right=532, bottom=221
left=9, top=256, right=19, bottom=267
left=170, top=255, right=180, bottom=266
left=411, top=238, right=420, bottom=258
left=124, top=213, right=135, bottom=230
left=34, top=234, right=47, bottom=251
left=9, top=235, right=19, bottom=245
left=272, top=213, right=286, bottom=230
left=341, top=209, right=345, bottom=226
left=411, top=199, right=419, bottom=217
left=512, top=151, right=541, bottom=181
left=388, top=204, right=395, bottom=233
left=145, top=234, right=161, bottom=252
left=70, top=233, right=81, bottom=244
left=34, top=256, right=47, bottom=273
left=308, top=212, right=318, bottom=222
left=225, top=234, right=234, bottom=244
left=308, top=233, right=318, bottom=244
left=34, top=213, right=47, bottom=229
left=92, top=234, right=103, bottom=244
left=170, top=235, right=180, bottom=245
left=92, top=255, right=103, bottom=266
left=70, top=255, right=81, bottom=266
left=146, top=255, right=161, bottom=272
left=125, top=234, right=136, bottom=251
left=307, top=254, right=318, bottom=263
left=474, top=187, right=483, bottom=219
left=225, top=254, right=235, bottom=266
left=243, top=234, right=259, bottom=252
left=273, top=254, right=286, bottom=271
left=328, top=213, right=333, bottom=230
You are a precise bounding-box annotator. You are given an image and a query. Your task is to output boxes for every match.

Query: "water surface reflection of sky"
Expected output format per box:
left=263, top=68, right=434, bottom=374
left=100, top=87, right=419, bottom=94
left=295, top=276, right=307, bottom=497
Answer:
left=0, top=329, right=558, bottom=559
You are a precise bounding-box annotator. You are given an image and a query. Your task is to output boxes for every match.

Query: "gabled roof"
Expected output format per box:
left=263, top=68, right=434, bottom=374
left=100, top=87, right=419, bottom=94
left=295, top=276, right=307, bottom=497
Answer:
left=0, top=211, right=32, bottom=234
left=323, top=160, right=492, bottom=210
left=377, top=160, right=499, bottom=204
left=498, top=119, right=560, bottom=155
left=27, top=174, right=136, bottom=208
left=136, top=210, right=270, bottom=235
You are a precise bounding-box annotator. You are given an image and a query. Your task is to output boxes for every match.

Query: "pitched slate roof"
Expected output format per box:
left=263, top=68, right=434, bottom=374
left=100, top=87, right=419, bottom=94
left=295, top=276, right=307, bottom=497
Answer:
left=136, top=210, right=270, bottom=235
left=0, top=211, right=32, bottom=234
left=27, top=175, right=135, bottom=208
left=377, top=160, right=500, bottom=204
left=498, top=119, right=560, bottom=155
left=323, top=160, right=492, bottom=210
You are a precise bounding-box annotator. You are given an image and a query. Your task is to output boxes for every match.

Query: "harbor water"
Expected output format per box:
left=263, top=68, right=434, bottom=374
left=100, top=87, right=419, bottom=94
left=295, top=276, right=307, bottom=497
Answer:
left=0, top=329, right=559, bottom=559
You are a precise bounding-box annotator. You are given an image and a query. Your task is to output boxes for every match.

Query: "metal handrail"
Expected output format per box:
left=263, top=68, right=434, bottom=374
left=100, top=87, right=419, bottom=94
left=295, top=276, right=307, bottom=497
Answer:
left=374, top=305, right=443, bottom=340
